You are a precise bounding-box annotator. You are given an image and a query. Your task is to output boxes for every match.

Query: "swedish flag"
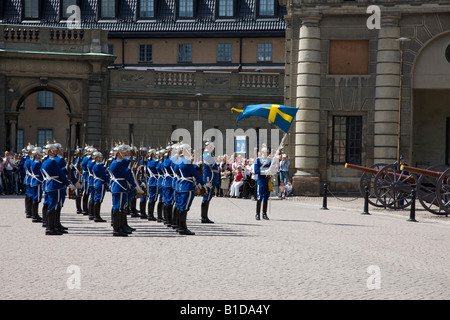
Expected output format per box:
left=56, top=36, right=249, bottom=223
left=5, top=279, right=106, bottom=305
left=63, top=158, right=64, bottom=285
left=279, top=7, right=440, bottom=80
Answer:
left=231, top=104, right=298, bottom=133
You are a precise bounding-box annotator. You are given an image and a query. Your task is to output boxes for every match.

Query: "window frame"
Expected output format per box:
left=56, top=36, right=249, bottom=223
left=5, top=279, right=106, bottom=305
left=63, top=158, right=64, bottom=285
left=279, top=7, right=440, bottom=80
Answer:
left=37, top=129, right=54, bottom=148
left=257, top=0, right=277, bottom=18
left=332, top=115, right=363, bottom=165
left=138, top=44, right=153, bottom=63
left=257, top=43, right=273, bottom=62
left=217, top=43, right=232, bottom=63
left=216, top=0, right=236, bottom=19
left=177, top=43, right=192, bottom=63
left=137, top=0, right=156, bottom=19
left=98, top=0, right=118, bottom=20
left=37, top=91, right=55, bottom=109
left=23, top=0, right=42, bottom=20
left=177, top=0, right=195, bottom=19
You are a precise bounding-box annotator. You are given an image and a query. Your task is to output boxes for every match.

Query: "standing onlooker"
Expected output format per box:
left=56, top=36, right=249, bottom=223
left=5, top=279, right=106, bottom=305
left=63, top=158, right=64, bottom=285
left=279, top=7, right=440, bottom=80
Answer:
left=220, top=163, right=232, bottom=197
left=3, top=151, right=17, bottom=194
left=0, top=156, right=5, bottom=195
left=278, top=154, right=290, bottom=186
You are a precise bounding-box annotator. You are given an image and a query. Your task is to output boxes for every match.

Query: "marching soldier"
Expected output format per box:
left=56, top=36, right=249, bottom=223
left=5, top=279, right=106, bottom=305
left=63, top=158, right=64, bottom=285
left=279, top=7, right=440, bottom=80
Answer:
left=87, top=147, right=97, bottom=220
left=92, top=151, right=109, bottom=223
left=30, top=147, right=44, bottom=223
left=109, top=145, right=143, bottom=237
left=173, top=144, right=205, bottom=235
left=145, top=148, right=158, bottom=221
left=156, top=149, right=165, bottom=223
left=73, top=147, right=84, bottom=214
left=81, top=147, right=92, bottom=216
left=201, top=141, right=219, bottom=224
left=254, top=146, right=271, bottom=220
left=40, top=144, right=76, bottom=235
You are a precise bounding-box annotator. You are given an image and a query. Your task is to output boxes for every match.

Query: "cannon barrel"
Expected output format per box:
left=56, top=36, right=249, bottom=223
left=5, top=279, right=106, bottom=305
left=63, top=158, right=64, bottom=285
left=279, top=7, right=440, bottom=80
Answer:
left=400, top=165, right=442, bottom=179
left=344, top=163, right=379, bottom=175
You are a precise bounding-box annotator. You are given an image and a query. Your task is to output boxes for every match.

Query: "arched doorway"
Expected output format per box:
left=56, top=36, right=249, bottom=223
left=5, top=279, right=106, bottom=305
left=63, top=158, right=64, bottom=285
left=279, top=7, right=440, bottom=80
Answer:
left=15, top=87, right=72, bottom=152
left=412, top=32, right=450, bottom=167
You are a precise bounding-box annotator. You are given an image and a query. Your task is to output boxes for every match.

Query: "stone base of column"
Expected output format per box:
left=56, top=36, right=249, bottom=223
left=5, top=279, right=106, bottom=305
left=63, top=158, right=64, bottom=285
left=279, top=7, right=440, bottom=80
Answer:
left=292, top=175, right=321, bottom=196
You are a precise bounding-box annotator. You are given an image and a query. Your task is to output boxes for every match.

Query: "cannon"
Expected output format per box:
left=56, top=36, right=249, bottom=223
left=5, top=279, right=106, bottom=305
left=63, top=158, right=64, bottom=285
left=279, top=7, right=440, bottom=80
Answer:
left=345, top=163, right=415, bottom=209
left=400, top=164, right=450, bottom=216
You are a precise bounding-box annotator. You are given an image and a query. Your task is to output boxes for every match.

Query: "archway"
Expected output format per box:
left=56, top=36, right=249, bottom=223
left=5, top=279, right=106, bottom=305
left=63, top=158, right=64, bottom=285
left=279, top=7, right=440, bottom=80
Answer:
left=16, top=87, right=71, bottom=152
left=412, top=31, right=450, bottom=167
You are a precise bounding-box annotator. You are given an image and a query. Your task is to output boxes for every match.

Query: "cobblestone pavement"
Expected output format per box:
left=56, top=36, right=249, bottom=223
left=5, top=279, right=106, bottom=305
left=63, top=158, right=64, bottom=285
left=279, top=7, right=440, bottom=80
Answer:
left=1, top=193, right=449, bottom=301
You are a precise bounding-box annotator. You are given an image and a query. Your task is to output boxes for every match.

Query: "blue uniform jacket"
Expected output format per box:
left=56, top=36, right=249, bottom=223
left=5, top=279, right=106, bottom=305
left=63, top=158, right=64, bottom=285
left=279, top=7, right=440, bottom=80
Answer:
left=162, top=157, right=175, bottom=188
left=108, top=159, right=136, bottom=193
left=146, top=158, right=158, bottom=187
left=40, top=157, right=71, bottom=192
left=254, top=158, right=272, bottom=186
left=202, top=153, right=220, bottom=186
left=25, top=156, right=33, bottom=185
left=30, top=160, right=43, bottom=187
left=93, top=161, right=110, bottom=188
left=87, top=159, right=95, bottom=187
left=174, top=158, right=204, bottom=192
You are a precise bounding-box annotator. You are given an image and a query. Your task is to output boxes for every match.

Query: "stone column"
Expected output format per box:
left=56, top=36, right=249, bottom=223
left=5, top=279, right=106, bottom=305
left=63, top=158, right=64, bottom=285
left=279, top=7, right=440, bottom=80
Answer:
left=9, top=119, right=17, bottom=151
left=86, top=75, right=103, bottom=148
left=373, top=13, right=401, bottom=163
left=292, top=13, right=322, bottom=196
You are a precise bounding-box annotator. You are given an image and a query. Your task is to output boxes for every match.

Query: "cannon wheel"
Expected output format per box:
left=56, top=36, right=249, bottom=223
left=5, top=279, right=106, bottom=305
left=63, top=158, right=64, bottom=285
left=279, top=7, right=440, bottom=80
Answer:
left=435, top=167, right=450, bottom=216
left=416, top=164, right=450, bottom=215
left=359, top=163, right=388, bottom=208
left=373, top=164, right=415, bottom=210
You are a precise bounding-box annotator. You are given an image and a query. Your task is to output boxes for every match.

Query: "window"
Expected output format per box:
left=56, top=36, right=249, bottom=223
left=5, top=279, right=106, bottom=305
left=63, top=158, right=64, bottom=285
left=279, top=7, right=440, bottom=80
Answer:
left=23, top=0, right=40, bottom=19
left=139, top=44, right=152, bottom=63
left=333, top=116, right=362, bottom=164
left=259, top=0, right=275, bottom=16
left=37, top=91, right=54, bottom=109
left=37, top=129, right=53, bottom=148
left=17, top=129, right=24, bottom=152
left=218, top=0, right=234, bottom=17
left=217, top=43, right=232, bottom=62
left=99, top=0, right=116, bottom=19
left=257, top=43, right=272, bottom=62
left=61, top=0, right=78, bottom=19
left=179, top=0, right=194, bottom=18
left=139, top=0, right=155, bottom=18
left=329, top=40, right=369, bottom=74
left=108, top=44, right=114, bottom=55
left=178, top=43, right=192, bottom=63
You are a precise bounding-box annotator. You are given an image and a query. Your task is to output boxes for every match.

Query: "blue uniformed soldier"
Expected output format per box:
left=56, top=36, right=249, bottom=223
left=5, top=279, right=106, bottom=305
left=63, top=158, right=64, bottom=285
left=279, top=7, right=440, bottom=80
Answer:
left=162, top=144, right=176, bottom=227
left=156, top=149, right=165, bottom=223
left=137, top=146, right=149, bottom=219
left=86, top=147, right=97, bottom=220
left=174, top=144, right=205, bottom=235
left=24, top=144, right=35, bottom=219
left=92, top=151, right=109, bottom=223
left=254, top=146, right=271, bottom=220
left=145, top=148, right=158, bottom=221
left=40, top=144, right=76, bottom=235
left=73, top=147, right=84, bottom=214
left=81, top=146, right=93, bottom=216
left=109, top=145, right=143, bottom=237
left=30, top=147, right=44, bottom=223
left=201, top=141, right=220, bottom=224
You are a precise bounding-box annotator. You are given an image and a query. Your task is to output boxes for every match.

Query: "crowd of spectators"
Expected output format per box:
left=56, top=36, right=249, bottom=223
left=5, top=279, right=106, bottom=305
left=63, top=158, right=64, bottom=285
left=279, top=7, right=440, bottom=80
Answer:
left=0, top=148, right=25, bottom=196
left=213, top=152, right=293, bottom=200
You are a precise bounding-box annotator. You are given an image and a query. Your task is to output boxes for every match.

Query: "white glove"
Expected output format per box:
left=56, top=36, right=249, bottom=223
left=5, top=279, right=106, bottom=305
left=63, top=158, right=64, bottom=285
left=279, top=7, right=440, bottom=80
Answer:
left=75, top=182, right=81, bottom=189
left=135, top=186, right=144, bottom=194
left=205, top=181, right=212, bottom=188
left=68, top=184, right=76, bottom=191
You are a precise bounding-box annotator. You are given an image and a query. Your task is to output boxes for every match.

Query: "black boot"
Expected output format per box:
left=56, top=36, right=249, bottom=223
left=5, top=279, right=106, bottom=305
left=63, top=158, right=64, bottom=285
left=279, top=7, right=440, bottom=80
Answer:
left=46, top=210, right=62, bottom=235
left=130, top=197, right=140, bottom=217
left=25, top=196, right=32, bottom=218
left=113, top=211, right=128, bottom=237
left=82, top=193, right=89, bottom=215
left=42, top=203, right=48, bottom=228
left=94, top=202, right=106, bottom=222
left=262, top=200, right=269, bottom=220
left=256, top=200, right=261, bottom=220
left=139, top=200, right=148, bottom=219
left=157, top=202, right=164, bottom=222
left=178, top=210, right=195, bottom=235
left=165, top=205, right=173, bottom=227
left=201, top=201, right=214, bottom=223
left=76, top=196, right=82, bottom=214
left=56, top=208, right=68, bottom=233
left=171, top=206, right=179, bottom=229
left=32, top=201, right=43, bottom=223
left=88, top=200, right=94, bottom=220
left=122, top=209, right=135, bottom=233
left=147, top=201, right=157, bottom=221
